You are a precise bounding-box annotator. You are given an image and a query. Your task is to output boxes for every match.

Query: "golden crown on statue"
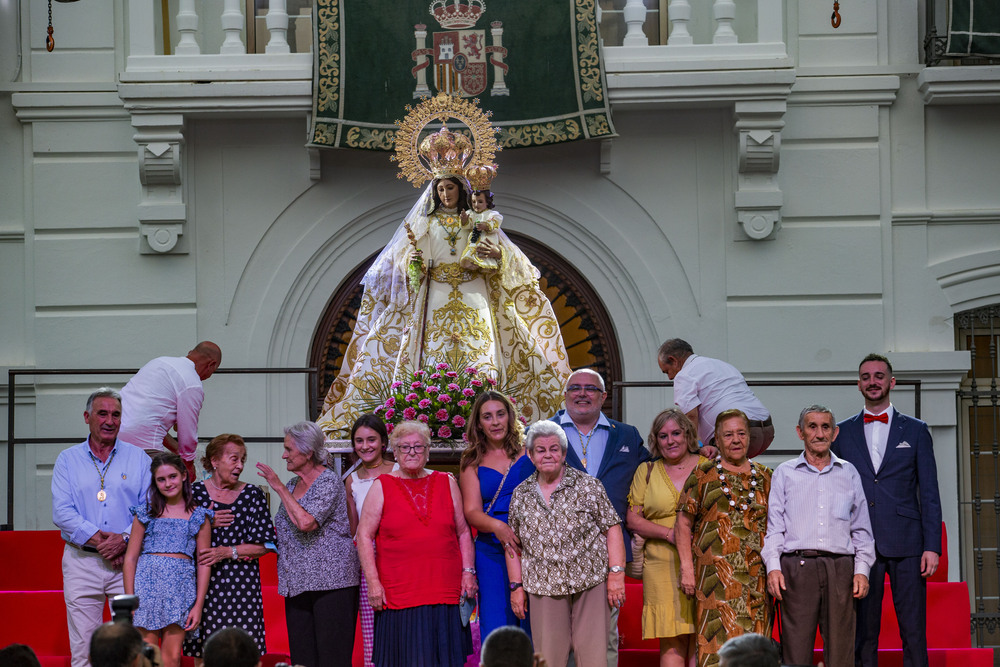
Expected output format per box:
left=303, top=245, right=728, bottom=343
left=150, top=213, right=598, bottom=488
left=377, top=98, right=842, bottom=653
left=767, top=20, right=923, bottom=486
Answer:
left=429, top=0, right=486, bottom=29
left=419, top=127, right=474, bottom=180
left=466, top=164, right=497, bottom=191
left=393, top=93, right=500, bottom=188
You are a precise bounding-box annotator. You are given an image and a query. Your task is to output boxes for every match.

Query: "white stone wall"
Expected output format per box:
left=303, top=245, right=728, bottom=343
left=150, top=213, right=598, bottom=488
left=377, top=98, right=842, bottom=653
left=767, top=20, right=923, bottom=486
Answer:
left=1, top=0, right=997, bottom=578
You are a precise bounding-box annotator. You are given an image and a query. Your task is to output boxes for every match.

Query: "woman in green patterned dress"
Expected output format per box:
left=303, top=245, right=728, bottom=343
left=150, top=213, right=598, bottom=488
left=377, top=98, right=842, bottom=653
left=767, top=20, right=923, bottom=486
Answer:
left=675, top=409, right=772, bottom=667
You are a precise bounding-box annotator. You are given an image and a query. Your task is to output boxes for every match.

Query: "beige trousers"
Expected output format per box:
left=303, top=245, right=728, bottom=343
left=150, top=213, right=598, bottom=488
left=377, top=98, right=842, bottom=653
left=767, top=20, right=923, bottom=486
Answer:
left=529, top=581, right=610, bottom=667
left=62, top=544, right=123, bottom=667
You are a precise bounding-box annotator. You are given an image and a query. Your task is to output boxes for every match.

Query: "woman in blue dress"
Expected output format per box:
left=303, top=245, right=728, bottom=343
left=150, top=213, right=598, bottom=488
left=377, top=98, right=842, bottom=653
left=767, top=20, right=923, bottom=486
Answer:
left=124, top=452, right=212, bottom=667
left=459, top=391, right=535, bottom=642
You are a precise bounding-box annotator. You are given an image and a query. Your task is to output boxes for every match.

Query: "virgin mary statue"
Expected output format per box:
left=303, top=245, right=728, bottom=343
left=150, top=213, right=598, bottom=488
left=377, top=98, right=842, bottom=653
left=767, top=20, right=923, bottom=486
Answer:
left=316, top=96, right=571, bottom=438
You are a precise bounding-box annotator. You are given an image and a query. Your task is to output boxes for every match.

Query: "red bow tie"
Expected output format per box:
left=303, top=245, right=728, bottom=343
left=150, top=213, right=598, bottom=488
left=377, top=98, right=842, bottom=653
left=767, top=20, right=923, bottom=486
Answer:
left=864, top=413, right=889, bottom=424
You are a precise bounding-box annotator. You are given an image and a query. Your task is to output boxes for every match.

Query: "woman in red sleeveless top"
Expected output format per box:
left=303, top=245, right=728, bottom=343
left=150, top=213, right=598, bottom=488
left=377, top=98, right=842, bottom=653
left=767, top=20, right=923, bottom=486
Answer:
left=357, top=420, right=477, bottom=666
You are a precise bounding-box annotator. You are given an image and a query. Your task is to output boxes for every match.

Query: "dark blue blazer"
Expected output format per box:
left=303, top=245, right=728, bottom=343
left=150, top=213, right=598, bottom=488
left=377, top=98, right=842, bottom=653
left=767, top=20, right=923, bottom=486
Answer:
left=832, top=409, right=942, bottom=558
left=548, top=410, right=652, bottom=561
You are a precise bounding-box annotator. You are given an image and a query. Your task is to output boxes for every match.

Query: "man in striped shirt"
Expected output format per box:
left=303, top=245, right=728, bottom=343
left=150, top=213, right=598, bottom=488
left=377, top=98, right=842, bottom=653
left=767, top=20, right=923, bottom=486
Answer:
left=761, top=404, right=875, bottom=667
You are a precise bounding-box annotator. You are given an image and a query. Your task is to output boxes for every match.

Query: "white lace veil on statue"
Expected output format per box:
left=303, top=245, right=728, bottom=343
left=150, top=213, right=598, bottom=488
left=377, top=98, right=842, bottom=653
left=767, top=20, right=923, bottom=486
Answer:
left=361, top=179, right=541, bottom=309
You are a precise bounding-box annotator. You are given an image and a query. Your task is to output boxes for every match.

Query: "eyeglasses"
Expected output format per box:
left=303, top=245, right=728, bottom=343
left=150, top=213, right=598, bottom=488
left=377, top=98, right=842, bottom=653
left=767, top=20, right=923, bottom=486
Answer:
left=566, top=384, right=603, bottom=394
left=396, top=444, right=428, bottom=454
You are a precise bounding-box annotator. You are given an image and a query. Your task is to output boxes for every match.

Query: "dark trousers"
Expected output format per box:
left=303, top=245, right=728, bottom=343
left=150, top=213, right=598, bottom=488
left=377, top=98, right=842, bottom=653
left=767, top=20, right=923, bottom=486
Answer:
left=779, top=553, right=856, bottom=667
left=285, top=586, right=359, bottom=667
left=856, top=553, right=927, bottom=667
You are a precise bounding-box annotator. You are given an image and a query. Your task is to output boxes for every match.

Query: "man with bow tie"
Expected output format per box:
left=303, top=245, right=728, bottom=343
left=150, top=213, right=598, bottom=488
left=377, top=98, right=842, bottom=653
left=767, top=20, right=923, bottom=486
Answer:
left=832, top=353, right=942, bottom=667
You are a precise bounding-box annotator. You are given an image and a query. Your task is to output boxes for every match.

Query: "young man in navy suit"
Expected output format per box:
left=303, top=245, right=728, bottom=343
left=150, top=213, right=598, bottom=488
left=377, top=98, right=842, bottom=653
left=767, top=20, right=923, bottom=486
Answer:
left=549, top=368, right=651, bottom=667
left=832, top=353, right=942, bottom=667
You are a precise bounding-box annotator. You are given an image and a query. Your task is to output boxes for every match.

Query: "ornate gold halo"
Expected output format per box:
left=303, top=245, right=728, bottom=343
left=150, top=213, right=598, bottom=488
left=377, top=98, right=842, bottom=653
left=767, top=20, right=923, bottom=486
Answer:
left=391, top=93, right=500, bottom=188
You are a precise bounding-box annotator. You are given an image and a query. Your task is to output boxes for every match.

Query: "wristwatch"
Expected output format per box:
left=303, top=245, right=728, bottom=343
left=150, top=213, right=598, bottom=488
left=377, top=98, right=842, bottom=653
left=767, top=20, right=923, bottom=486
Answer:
left=231, top=546, right=239, bottom=560
left=608, top=566, right=625, bottom=574
left=462, top=567, right=476, bottom=575
left=509, top=581, right=523, bottom=591
left=121, top=532, right=129, bottom=545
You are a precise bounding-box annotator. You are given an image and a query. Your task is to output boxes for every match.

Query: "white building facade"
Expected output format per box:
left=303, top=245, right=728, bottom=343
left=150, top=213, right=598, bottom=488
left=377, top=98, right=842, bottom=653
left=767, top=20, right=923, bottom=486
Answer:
left=2, top=0, right=999, bottom=645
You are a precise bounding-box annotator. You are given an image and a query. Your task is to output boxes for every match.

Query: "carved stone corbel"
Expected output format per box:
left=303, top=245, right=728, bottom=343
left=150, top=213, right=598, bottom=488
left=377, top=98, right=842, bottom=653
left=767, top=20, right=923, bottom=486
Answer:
left=132, top=113, right=188, bottom=254
left=734, top=101, right=785, bottom=240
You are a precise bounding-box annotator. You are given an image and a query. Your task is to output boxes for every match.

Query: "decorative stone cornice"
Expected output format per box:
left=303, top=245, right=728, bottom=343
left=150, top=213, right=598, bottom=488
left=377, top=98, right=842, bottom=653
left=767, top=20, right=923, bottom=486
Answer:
left=733, top=99, right=786, bottom=240
left=132, top=114, right=188, bottom=254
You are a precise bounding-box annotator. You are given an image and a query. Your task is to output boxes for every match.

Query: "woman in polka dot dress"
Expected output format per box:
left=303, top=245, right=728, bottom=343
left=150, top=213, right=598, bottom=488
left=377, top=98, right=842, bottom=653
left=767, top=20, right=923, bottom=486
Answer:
left=183, top=434, right=275, bottom=661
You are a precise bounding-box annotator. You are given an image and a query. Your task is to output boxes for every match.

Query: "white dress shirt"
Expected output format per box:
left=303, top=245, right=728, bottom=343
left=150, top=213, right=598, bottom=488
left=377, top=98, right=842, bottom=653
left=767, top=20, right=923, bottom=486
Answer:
left=119, top=356, right=205, bottom=461
left=863, top=404, right=894, bottom=471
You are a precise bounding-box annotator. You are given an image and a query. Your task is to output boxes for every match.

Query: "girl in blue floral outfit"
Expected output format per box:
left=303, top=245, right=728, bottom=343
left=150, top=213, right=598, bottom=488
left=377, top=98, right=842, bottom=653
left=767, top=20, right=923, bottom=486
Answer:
left=124, top=452, right=212, bottom=667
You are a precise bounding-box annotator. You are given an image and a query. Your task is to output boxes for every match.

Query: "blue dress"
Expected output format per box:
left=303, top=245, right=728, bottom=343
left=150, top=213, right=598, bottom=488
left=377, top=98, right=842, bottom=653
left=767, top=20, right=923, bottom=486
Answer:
left=475, top=454, right=534, bottom=641
left=130, top=504, right=213, bottom=631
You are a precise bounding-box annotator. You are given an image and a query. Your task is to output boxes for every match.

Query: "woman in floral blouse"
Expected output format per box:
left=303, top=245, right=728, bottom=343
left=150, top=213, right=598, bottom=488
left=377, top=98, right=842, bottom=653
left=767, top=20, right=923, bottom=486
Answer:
left=256, top=421, right=360, bottom=667
left=506, top=419, right=626, bottom=667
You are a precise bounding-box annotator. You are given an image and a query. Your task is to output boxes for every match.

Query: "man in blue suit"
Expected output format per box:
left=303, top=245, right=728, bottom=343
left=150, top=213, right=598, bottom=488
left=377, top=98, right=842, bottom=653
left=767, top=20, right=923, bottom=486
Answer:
left=832, top=353, right=942, bottom=667
left=549, top=368, right=651, bottom=667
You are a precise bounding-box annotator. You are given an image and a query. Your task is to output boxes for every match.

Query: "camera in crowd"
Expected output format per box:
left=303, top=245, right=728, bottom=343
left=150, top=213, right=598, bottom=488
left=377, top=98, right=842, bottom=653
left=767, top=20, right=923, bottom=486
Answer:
left=109, top=595, right=159, bottom=666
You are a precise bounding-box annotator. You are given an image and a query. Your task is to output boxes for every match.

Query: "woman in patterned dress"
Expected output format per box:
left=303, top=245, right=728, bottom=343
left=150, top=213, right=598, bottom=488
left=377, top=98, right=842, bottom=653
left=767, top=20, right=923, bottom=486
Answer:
left=676, top=409, right=773, bottom=667
left=627, top=409, right=706, bottom=667
left=357, top=420, right=477, bottom=666
left=182, top=434, right=274, bottom=662
left=257, top=422, right=360, bottom=667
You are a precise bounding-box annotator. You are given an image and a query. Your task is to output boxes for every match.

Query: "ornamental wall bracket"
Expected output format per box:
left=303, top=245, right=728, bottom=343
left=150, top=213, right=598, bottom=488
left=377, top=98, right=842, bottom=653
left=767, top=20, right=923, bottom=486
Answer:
left=734, top=100, right=785, bottom=241
left=132, top=113, right=188, bottom=254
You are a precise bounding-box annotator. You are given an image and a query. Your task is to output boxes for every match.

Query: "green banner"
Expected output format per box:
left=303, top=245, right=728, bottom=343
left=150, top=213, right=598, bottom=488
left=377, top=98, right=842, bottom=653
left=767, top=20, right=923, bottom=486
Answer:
left=945, top=0, right=1000, bottom=56
left=309, top=0, right=616, bottom=150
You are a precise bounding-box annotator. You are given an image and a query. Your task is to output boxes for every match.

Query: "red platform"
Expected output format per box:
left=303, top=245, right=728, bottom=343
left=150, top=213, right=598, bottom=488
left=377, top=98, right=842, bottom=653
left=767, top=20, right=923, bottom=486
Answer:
left=0, top=527, right=992, bottom=667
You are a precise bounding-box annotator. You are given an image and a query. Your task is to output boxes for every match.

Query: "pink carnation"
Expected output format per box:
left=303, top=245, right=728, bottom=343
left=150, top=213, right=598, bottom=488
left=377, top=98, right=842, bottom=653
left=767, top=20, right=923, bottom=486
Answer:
left=446, top=371, right=458, bottom=378
left=417, top=414, right=429, bottom=423
left=452, top=415, right=466, bottom=428
left=437, top=425, right=453, bottom=439
left=405, top=392, right=418, bottom=402
left=384, top=397, right=396, bottom=407
left=519, top=416, right=529, bottom=425
left=447, top=383, right=460, bottom=392
left=464, top=367, right=478, bottom=375
left=471, top=379, right=483, bottom=387
left=386, top=423, right=395, bottom=433
left=427, top=385, right=440, bottom=394
left=462, top=388, right=476, bottom=397
left=509, top=396, right=517, bottom=404
left=403, top=407, right=417, bottom=420
left=436, top=362, right=450, bottom=370
left=385, top=408, right=396, bottom=420
left=462, top=432, right=469, bottom=442
left=430, top=372, right=442, bottom=380
left=418, top=398, right=432, bottom=409
left=391, top=381, right=403, bottom=389
left=438, top=394, right=452, bottom=404
left=414, top=370, right=426, bottom=377
left=486, top=377, right=497, bottom=386
left=436, top=409, right=449, bottom=421
left=457, top=400, right=470, bottom=408
left=411, top=381, right=423, bottom=390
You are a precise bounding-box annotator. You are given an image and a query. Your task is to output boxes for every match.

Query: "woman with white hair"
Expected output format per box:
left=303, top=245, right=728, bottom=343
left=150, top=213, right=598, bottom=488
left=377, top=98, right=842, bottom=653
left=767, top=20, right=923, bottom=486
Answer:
left=257, top=421, right=359, bottom=667
left=357, top=420, right=477, bottom=666
left=506, top=419, right=626, bottom=667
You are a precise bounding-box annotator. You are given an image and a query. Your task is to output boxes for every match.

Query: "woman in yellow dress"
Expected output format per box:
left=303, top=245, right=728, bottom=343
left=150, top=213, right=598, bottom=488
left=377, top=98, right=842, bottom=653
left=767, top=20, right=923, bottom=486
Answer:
left=317, top=122, right=571, bottom=438
left=627, top=408, right=704, bottom=667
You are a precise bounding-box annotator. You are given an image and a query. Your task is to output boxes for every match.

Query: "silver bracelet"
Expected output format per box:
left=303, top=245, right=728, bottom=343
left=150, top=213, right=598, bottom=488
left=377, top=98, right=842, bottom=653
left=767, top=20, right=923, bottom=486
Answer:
left=231, top=546, right=239, bottom=560
left=462, top=567, right=476, bottom=575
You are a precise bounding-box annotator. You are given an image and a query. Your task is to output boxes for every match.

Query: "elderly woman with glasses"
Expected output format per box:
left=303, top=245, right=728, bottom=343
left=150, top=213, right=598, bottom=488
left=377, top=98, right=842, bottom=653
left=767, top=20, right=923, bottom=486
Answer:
left=506, top=420, right=626, bottom=667
left=257, top=421, right=359, bottom=667
left=357, top=420, right=477, bottom=666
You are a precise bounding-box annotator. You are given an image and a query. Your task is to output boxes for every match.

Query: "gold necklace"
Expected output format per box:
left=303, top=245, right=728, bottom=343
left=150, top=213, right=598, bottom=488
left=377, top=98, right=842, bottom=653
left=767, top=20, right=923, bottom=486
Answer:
left=362, top=458, right=384, bottom=470
left=437, top=212, right=463, bottom=256
left=89, top=448, right=117, bottom=502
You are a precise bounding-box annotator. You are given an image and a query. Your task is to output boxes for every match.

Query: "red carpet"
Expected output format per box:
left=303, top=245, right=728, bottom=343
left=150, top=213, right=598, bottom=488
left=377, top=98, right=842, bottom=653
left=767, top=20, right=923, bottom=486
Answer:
left=0, top=527, right=991, bottom=666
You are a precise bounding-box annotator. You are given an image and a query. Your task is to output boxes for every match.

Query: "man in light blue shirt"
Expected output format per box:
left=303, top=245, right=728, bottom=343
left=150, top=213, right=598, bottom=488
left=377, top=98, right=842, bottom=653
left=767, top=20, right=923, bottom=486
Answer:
left=762, top=404, right=874, bottom=667
left=52, top=387, right=151, bottom=667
